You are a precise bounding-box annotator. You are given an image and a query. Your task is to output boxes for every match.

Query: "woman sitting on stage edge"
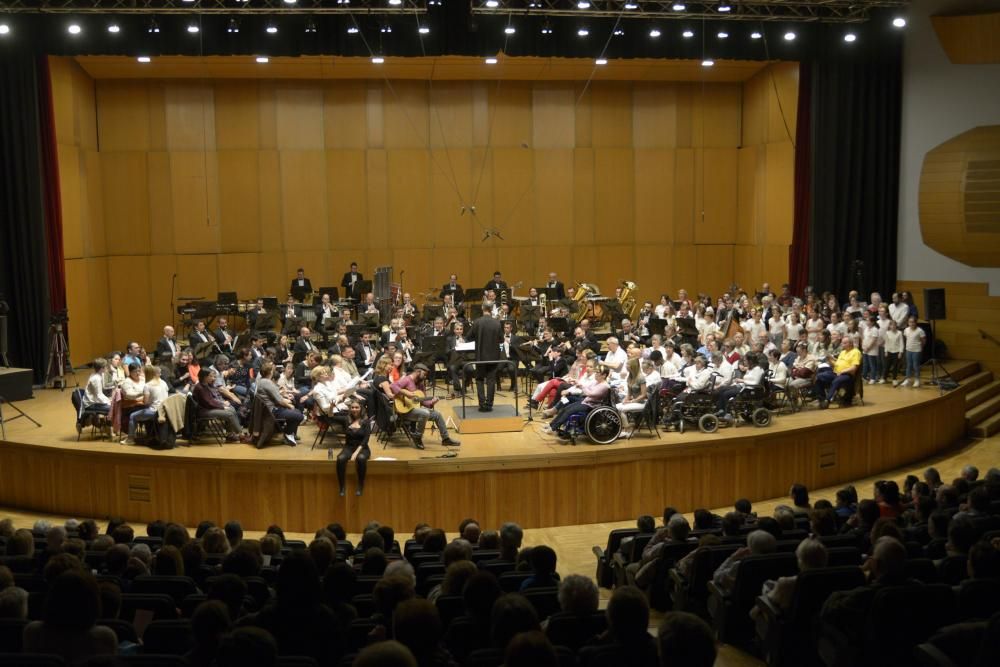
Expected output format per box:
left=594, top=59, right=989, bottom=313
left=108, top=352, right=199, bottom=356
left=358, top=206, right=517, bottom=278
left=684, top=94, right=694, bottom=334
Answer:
left=337, top=400, right=372, bottom=497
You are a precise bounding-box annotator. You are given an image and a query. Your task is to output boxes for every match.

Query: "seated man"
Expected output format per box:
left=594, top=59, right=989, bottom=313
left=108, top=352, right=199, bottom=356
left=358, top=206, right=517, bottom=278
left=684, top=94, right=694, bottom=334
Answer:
left=545, top=368, right=611, bottom=440
left=389, top=363, right=460, bottom=449
left=814, top=336, right=861, bottom=408
left=254, top=361, right=304, bottom=446
left=712, top=529, right=777, bottom=594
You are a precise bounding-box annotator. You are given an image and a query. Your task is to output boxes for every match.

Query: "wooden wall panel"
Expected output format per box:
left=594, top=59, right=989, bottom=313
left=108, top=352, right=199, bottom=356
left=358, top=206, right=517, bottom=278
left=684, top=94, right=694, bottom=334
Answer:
left=59, top=74, right=798, bottom=363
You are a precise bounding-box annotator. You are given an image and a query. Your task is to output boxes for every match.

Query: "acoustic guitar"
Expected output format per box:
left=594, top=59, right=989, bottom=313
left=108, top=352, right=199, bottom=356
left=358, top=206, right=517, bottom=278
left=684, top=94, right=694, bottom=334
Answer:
left=394, top=389, right=434, bottom=414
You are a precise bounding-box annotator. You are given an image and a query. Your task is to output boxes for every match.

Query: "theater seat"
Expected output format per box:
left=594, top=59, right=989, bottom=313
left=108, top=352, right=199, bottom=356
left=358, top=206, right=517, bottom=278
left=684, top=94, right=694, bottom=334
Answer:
left=545, top=611, right=607, bottom=652
left=707, top=552, right=798, bottom=647
left=141, top=619, right=195, bottom=655
left=0, top=655, right=65, bottom=666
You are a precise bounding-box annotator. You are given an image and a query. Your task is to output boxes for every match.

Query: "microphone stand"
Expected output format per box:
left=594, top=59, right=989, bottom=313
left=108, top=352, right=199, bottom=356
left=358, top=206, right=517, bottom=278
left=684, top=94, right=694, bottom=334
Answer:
left=170, top=273, right=178, bottom=330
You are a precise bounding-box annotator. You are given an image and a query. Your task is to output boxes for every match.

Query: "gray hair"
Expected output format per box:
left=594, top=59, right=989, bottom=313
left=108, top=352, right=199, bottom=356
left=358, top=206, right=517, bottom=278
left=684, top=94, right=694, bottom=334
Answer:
left=795, top=537, right=828, bottom=571
left=773, top=507, right=795, bottom=530
left=500, top=522, right=524, bottom=550
left=130, top=543, right=152, bottom=564
left=557, top=574, right=599, bottom=615
left=667, top=514, right=691, bottom=541
left=32, top=520, right=52, bottom=536
left=46, top=526, right=67, bottom=549
left=747, top=530, right=777, bottom=555
left=384, top=559, right=415, bottom=585
left=962, top=465, right=979, bottom=481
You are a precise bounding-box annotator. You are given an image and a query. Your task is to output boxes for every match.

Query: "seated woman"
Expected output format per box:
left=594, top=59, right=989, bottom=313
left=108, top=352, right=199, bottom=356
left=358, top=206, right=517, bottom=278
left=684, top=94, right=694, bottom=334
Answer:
left=276, top=361, right=297, bottom=399
left=543, top=368, right=611, bottom=440
left=192, top=368, right=245, bottom=441
left=124, top=365, right=169, bottom=445
left=255, top=361, right=304, bottom=446
left=170, top=349, right=197, bottom=394
left=309, top=365, right=349, bottom=419
left=228, top=348, right=255, bottom=397
left=789, top=342, right=817, bottom=390
left=716, top=352, right=765, bottom=415
left=532, top=348, right=591, bottom=410
left=767, top=348, right=789, bottom=390
left=104, top=352, right=126, bottom=388
left=81, top=358, right=112, bottom=415
left=616, top=359, right=661, bottom=414
left=542, top=358, right=599, bottom=419
left=22, top=570, right=117, bottom=663
left=337, top=400, right=372, bottom=497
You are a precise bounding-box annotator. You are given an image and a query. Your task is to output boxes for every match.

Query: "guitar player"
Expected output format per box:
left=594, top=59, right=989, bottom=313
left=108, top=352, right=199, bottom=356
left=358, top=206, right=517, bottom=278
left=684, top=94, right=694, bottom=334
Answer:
left=388, top=363, right=460, bottom=449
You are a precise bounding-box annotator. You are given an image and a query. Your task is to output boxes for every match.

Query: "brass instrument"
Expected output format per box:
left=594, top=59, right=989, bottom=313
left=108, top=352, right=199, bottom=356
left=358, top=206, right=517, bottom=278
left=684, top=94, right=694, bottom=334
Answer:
left=573, top=283, right=600, bottom=323
left=619, top=280, right=639, bottom=321
left=539, top=292, right=548, bottom=318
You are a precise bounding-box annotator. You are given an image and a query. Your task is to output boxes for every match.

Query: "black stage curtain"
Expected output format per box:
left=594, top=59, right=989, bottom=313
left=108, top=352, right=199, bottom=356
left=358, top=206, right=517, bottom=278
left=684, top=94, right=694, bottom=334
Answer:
left=808, top=57, right=902, bottom=301
left=0, top=55, right=51, bottom=383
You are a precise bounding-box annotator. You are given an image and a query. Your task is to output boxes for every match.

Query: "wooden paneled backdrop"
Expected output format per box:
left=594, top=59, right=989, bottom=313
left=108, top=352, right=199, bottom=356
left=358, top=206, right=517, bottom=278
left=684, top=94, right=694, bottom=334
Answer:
left=51, top=57, right=797, bottom=363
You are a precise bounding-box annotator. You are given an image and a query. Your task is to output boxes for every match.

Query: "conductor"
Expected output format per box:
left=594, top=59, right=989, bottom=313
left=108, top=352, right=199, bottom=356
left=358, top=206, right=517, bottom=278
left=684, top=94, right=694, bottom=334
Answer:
left=468, top=303, right=503, bottom=412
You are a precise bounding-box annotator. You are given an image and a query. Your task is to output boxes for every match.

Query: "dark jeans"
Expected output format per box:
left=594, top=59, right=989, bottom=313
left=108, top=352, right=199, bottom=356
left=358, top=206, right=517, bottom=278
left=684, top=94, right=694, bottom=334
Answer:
left=551, top=401, right=593, bottom=430
left=336, top=445, right=371, bottom=491
left=273, top=407, right=304, bottom=435
left=476, top=364, right=498, bottom=408
left=815, top=370, right=855, bottom=402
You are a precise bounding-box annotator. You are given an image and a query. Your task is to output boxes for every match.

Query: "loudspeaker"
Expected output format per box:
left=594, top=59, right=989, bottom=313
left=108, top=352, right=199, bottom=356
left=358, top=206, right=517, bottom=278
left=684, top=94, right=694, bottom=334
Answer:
left=924, top=288, right=947, bottom=321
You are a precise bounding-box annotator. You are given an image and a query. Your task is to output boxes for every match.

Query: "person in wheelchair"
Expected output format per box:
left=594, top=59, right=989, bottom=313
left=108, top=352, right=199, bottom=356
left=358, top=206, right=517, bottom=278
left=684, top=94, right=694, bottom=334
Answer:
left=716, top=351, right=766, bottom=417
left=543, top=367, right=611, bottom=441
left=684, top=355, right=715, bottom=394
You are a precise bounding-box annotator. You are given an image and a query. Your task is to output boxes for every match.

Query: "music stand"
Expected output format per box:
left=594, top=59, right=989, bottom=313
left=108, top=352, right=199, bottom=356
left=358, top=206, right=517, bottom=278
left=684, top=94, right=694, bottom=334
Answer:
left=464, top=288, right=484, bottom=303
left=318, top=287, right=340, bottom=300
left=262, top=297, right=279, bottom=310
left=253, top=311, right=278, bottom=333
left=423, top=304, right=444, bottom=322
left=193, top=340, right=217, bottom=362
left=360, top=312, right=380, bottom=328
left=358, top=280, right=373, bottom=295
left=548, top=317, right=570, bottom=335
left=290, top=286, right=310, bottom=302
left=217, top=292, right=238, bottom=307
left=520, top=305, right=540, bottom=329
left=346, top=324, right=373, bottom=343
left=420, top=335, right=447, bottom=355
left=648, top=318, right=668, bottom=337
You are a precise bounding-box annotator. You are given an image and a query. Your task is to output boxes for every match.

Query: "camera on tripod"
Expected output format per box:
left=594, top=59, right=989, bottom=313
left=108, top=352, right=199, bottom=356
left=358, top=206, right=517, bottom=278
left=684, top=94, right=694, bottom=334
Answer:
left=49, top=309, right=69, bottom=330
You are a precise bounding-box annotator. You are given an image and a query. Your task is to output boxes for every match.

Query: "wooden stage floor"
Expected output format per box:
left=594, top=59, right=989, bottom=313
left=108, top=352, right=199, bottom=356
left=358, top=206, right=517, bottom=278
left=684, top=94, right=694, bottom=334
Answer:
left=0, top=367, right=971, bottom=533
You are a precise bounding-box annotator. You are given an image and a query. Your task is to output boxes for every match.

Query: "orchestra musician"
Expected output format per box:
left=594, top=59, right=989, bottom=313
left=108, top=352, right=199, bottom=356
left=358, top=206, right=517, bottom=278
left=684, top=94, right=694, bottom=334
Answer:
left=248, top=298, right=268, bottom=328
left=341, top=262, right=364, bottom=302
left=395, top=327, right=416, bottom=364
left=388, top=363, right=460, bottom=449
left=401, top=293, right=418, bottom=321
left=499, top=320, right=518, bottom=391
left=282, top=296, right=304, bottom=334
left=485, top=271, right=508, bottom=294
left=214, top=317, right=235, bottom=355
left=546, top=272, right=566, bottom=300
left=188, top=321, right=214, bottom=350
left=362, top=293, right=379, bottom=315
left=289, top=268, right=312, bottom=299
left=293, top=326, right=318, bottom=361
left=314, top=293, right=338, bottom=330
left=441, top=275, right=465, bottom=307
left=355, top=331, right=378, bottom=374
left=155, top=325, right=180, bottom=363
left=447, top=321, right=473, bottom=399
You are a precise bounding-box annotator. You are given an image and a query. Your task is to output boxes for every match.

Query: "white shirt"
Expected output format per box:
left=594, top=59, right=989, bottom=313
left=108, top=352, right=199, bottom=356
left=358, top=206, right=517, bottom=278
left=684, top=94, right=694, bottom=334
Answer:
left=827, top=321, right=847, bottom=337
left=687, top=367, right=714, bottom=391
left=769, top=361, right=789, bottom=387
left=716, top=361, right=736, bottom=387
left=904, top=326, right=926, bottom=353
left=83, top=373, right=111, bottom=408
left=884, top=329, right=904, bottom=354
left=861, top=325, right=882, bottom=355
left=785, top=322, right=804, bottom=341
left=143, top=379, right=169, bottom=411
left=743, top=319, right=767, bottom=341
left=741, top=366, right=765, bottom=386
left=603, top=347, right=628, bottom=380
left=889, top=302, right=910, bottom=328
left=768, top=317, right=786, bottom=337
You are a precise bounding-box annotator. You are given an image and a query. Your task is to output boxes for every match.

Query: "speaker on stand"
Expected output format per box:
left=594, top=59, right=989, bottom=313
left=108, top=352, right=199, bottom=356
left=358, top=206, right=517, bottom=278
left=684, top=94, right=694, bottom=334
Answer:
left=921, top=288, right=957, bottom=391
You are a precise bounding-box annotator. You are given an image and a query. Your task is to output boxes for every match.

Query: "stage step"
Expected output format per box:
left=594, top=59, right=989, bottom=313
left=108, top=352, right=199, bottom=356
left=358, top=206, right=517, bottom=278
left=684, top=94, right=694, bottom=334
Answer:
left=962, top=370, right=995, bottom=394
left=965, top=393, right=1000, bottom=434
left=967, top=379, right=1000, bottom=411
left=948, top=360, right=982, bottom=382
left=970, top=411, right=1000, bottom=438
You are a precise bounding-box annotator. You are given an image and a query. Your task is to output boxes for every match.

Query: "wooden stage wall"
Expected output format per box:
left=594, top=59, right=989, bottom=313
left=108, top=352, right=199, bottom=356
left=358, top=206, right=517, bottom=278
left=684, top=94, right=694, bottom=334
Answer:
left=51, top=57, right=797, bottom=364
left=0, top=388, right=965, bottom=533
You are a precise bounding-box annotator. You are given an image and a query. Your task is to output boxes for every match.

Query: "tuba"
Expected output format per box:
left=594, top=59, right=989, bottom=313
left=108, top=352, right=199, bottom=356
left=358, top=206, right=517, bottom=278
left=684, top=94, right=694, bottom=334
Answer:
left=619, top=280, right=638, bottom=321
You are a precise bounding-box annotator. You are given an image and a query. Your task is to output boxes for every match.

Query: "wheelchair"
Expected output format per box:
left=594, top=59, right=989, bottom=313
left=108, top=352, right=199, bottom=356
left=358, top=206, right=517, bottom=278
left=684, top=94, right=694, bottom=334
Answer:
left=665, top=383, right=722, bottom=434
left=560, top=395, right=624, bottom=445
left=717, top=383, right=774, bottom=429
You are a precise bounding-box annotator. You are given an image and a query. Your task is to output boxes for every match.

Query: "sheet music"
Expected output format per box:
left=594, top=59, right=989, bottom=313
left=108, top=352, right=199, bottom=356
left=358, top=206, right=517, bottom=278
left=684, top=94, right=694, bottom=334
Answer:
left=456, top=341, right=476, bottom=351
left=345, top=368, right=373, bottom=391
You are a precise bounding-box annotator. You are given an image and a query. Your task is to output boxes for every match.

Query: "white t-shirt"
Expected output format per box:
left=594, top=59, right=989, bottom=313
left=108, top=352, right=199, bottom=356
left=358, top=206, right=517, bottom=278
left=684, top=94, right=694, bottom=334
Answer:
left=785, top=322, right=804, bottom=341
left=904, top=326, right=926, bottom=353
left=884, top=329, right=904, bottom=354
left=861, top=325, right=882, bottom=355
left=768, top=317, right=786, bottom=336
left=143, top=379, right=169, bottom=411
left=827, top=321, right=847, bottom=337
left=743, top=319, right=767, bottom=341
left=741, top=366, right=765, bottom=386
left=603, top=347, right=629, bottom=379
left=889, top=302, right=910, bottom=328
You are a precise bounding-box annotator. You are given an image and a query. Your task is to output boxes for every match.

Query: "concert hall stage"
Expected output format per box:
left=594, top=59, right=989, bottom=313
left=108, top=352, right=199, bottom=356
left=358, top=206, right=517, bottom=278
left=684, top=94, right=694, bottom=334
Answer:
left=0, top=372, right=970, bottom=533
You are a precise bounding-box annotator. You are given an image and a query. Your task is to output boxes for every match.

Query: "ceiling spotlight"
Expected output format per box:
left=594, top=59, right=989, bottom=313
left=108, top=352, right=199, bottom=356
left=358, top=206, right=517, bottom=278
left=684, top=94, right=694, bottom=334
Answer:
left=305, top=19, right=317, bottom=33
left=843, top=32, right=857, bottom=43
left=284, top=0, right=297, bottom=4
left=577, top=28, right=589, bottom=36
left=750, top=31, right=762, bottom=39
left=613, top=28, right=624, bottom=36
left=718, top=3, right=731, bottom=12
left=388, top=0, right=402, bottom=5
left=624, top=2, right=638, bottom=8
left=227, top=19, right=239, bottom=34
left=187, top=23, right=200, bottom=34
left=428, top=0, right=441, bottom=5
left=147, top=19, right=160, bottom=34
left=485, top=0, right=499, bottom=7
left=672, top=3, right=686, bottom=10
left=256, top=56, right=269, bottom=63
left=337, top=0, right=351, bottom=3
left=347, top=26, right=359, bottom=34
left=783, top=31, right=796, bottom=41
left=702, top=59, right=715, bottom=67
left=67, top=23, right=82, bottom=35
left=504, top=26, right=515, bottom=34
left=595, top=58, right=607, bottom=65
left=892, top=17, right=907, bottom=28
left=266, top=24, right=278, bottom=34
left=0, top=24, right=9, bottom=36
left=649, top=28, right=661, bottom=38
left=419, top=26, right=430, bottom=34
left=717, top=31, right=729, bottom=39
left=137, top=56, right=151, bottom=63
left=380, top=24, right=393, bottom=33
left=485, top=57, right=498, bottom=64
left=371, top=56, right=385, bottom=64
left=107, top=23, right=120, bottom=34
left=577, top=1, right=591, bottom=8
left=682, top=29, right=694, bottom=38
left=541, top=22, right=553, bottom=35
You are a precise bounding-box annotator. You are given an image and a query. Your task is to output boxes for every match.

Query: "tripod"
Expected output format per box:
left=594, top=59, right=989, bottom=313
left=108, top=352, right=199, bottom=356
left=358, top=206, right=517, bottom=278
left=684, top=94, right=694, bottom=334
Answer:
left=46, top=323, right=78, bottom=391
left=0, top=394, right=42, bottom=439
left=922, top=319, right=957, bottom=393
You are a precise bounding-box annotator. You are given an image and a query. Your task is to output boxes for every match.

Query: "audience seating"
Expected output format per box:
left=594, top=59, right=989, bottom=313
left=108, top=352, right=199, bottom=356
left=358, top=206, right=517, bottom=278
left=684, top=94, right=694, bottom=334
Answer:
left=955, top=578, right=1000, bottom=620
left=545, top=611, right=608, bottom=653
left=592, top=528, right=639, bottom=588
left=98, top=618, right=139, bottom=644
left=522, top=586, right=560, bottom=620
left=707, top=552, right=798, bottom=646
left=753, top=566, right=866, bottom=667
left=0, top=619, right=26, bottom=653
left=668, top=544, right=740, bottom=619
left=130, top=576, right=198, bottom=605
left=0, top=656, right=65, bottom=666
left=141, top=619, right=195, bottom=655
left=119, top=594, right=180, bottom=623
